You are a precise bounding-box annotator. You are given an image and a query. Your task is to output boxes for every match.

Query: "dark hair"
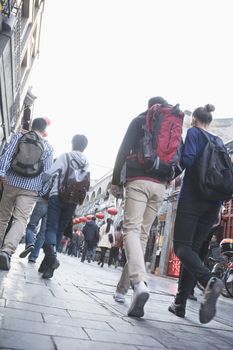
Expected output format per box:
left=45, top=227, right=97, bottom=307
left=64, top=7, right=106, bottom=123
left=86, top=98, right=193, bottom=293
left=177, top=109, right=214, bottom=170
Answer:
left=31, top=118, right=47, bottom=132
left=193, top=104, right=215, bottom=125
left=72, top=134, right=88, bottom=152
left=105, top=218, right=113, bottom=233
left=148, top=96, right=168, bottom=109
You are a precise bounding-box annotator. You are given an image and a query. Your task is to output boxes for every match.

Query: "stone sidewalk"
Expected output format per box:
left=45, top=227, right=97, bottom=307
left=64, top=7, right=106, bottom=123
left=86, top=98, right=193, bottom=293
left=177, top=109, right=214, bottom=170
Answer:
left=0, top=245, right=232, bottom=350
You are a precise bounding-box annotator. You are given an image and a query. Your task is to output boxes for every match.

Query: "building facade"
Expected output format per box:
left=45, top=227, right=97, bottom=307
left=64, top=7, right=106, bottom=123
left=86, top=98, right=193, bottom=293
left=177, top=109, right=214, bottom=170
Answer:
left=0, top=0, right=45, bottom=152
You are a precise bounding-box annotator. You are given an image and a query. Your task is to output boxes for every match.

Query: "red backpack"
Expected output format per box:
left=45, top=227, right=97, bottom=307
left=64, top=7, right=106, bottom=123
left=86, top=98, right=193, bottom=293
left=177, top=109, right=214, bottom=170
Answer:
left=127, top=104, right=184, bottom=181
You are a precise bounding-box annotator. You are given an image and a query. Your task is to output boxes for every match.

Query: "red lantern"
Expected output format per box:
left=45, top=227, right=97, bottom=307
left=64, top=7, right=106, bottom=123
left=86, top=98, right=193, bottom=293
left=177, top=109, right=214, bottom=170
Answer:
left=79, top=216, right=87, bottom=223
left=107, top=207, right=118, bottom=216
left=96, top=212, right=104, bottom=220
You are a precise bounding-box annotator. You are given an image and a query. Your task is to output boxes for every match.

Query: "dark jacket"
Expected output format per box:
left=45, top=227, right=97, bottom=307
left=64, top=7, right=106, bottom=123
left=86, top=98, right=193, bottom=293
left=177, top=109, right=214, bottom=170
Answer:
left=112, top=112, right=167, bottom=186
left=82, top=221, right=99, bottom=247
left=179, top=127, right=223, bottom=204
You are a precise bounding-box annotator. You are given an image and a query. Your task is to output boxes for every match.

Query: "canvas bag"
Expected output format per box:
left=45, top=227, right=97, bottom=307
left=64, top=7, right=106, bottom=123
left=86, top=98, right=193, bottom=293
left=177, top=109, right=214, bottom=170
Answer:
left=58, top=154, right=90, bottom=205
left=11, top=131, right=44, bottom=177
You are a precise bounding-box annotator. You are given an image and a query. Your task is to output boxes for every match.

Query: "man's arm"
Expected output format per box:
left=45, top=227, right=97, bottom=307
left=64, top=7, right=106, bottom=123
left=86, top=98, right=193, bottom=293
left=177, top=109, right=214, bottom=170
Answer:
left=111, top=116, right=142, bottom=186
left=0, top=133, right=21, bottom=176
left=42, top=153, right=66, bottom=183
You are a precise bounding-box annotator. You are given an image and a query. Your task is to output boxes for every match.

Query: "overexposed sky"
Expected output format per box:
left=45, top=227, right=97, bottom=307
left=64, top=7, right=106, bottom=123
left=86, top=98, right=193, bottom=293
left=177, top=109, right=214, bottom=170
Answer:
left=31, top=0, right=233, bottom=180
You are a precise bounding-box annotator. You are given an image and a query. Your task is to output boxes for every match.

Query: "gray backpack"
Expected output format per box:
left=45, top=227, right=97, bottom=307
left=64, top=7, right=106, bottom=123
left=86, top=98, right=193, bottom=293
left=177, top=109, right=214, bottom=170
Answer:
left=11, top=131, right=45, bottom=177
left=58, top=154, right=90, bottom=205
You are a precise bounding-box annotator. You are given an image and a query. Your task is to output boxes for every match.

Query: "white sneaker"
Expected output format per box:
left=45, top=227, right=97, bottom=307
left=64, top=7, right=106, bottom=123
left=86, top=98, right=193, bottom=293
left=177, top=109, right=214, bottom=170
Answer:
left=113, top=291, right=125, bottom=303
left=127, top=281, right=150, bottom=318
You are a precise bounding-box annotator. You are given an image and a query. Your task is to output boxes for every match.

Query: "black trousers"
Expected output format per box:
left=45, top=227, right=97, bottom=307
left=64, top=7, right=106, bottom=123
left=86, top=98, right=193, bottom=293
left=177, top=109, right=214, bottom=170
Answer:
left=108, top=247, right=119, bottom=266
left=99, top=247, right=109, bottom=265
left=173, top=197, right=221, bottom=304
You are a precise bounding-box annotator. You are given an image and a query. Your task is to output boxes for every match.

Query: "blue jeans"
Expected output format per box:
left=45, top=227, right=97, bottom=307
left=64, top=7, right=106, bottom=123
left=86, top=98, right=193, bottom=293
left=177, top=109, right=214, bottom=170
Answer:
left=44, top=195, right=77, bottom=249
left=29, top=214, right=47, bottom=260
left=25, top=200, right=48, bottom=250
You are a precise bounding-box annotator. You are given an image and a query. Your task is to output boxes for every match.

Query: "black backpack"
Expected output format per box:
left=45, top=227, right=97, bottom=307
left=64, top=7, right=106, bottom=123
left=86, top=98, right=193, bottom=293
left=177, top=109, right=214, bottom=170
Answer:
left=58, top=154, right=90, bottom=205
left=11, top=131, right=44, bottom=177
left=194, top=129, right=233, bottom=201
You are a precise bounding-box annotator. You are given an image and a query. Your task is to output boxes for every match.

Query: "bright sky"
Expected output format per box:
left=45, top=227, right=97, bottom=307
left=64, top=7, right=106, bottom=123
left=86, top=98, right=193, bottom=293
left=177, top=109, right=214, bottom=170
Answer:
left=31, top=0, right=233, bottom=180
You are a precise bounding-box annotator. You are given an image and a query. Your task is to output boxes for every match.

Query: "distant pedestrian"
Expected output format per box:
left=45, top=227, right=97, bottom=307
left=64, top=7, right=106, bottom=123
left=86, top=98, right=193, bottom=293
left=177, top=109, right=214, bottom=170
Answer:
left=108, top=225, right=123, bottom=267
left=111, top=96, right=183, bottom=317
left=0, top=118, right=53, bottom=271
left=81, top=217, right=99, bottom=263
left=97, top=218, right=115, bottom=267
left=168, top=104, right=224, bottom=324
left=38, top=134, right=89, bottom=279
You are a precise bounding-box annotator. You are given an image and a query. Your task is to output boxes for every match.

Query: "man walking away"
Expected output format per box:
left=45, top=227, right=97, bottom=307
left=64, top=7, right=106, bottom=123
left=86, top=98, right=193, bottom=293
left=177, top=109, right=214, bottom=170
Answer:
left=81, top=217, right=99, bottom=263
left=0, top=118, right=53, bottom=270
left=38, top=134, right=89, bottom=279
left=111, top=96, right=184, bottom=317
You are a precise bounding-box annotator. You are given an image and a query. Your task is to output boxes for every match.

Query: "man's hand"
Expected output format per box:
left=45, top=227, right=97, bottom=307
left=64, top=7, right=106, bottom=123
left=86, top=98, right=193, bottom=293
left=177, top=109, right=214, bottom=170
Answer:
left=111, top=185, right=124, bottom=199
left=0, top=176, right=7, bottom=185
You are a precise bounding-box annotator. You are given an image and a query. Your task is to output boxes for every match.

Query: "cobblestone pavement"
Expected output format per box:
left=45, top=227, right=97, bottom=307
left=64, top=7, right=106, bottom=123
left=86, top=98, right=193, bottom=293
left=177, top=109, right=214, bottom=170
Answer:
left=0, top=245, right=232, bottom=350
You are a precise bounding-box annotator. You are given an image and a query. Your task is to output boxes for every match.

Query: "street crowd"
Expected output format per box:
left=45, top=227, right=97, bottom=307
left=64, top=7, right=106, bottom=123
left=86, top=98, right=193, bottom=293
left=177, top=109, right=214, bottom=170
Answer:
left=0, top=96, right=233, bottom=326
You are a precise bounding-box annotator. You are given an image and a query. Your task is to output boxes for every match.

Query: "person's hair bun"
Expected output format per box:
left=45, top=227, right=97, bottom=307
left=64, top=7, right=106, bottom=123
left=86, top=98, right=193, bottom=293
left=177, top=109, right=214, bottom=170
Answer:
left=204, top=104, right=215, bottom=113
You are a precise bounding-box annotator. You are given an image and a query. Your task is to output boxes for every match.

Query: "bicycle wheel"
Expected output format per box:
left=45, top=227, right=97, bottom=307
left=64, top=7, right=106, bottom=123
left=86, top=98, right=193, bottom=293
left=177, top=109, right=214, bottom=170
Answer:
left=224, top=270, right=233, bottom=298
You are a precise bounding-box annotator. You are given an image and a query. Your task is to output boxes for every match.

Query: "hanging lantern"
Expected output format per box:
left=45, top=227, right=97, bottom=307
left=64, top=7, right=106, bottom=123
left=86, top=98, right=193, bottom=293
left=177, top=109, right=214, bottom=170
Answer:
left=79, top=216, right=87, bottom=223
left=96, top=212, right=104, bottom=220
left=107, top=207, right=118, bottom=216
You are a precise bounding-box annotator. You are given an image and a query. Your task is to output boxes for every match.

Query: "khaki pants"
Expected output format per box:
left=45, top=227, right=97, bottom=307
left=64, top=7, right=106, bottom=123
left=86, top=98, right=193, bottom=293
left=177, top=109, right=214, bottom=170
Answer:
left=0, top=185, right=38, bottom=255
left=117, top=179, right=165, bottom=294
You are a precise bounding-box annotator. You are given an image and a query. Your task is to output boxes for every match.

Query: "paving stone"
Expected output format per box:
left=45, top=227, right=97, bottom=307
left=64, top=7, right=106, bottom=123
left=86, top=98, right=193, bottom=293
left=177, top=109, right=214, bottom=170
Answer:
left=84, top=328, right=165, bottom=347
left=0, top=306, right=43, bottom=322
left=2, top=317, right=89, bottom=339
left=53, top=337, right=137, bottom=350
left=43, top=314, right=113, bottom=330
left=1, top=247, right=232, bottom=350
left=0, top=329, right=54, bottom=350
left=6, top=300, right=70, bottom=317
left=67, top=310, right=128, bottom=324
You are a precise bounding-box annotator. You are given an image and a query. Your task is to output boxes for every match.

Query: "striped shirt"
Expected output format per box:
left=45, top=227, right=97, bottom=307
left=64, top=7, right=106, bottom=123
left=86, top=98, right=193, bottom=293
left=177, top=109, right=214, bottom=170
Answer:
left=0, top=132, right=54, bottom=195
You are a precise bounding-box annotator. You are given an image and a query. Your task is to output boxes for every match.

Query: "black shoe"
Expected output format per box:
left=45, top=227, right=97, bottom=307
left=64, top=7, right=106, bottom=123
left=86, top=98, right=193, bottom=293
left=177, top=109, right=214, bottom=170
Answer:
left=199, top=277, right=224, bottom=324
left=19, top=245, right=34, bottom=258
left=100, top=263, right=104, bottom=268
left=87, top=259, right=91, bottom=263
left=42, top=257, right=60, bottom=279
left=38, top=244, right=56, bottom=273
left=97, top=261, right=101, bottom=265
left=0, top=251, right=11, bottom=271
left=168, top=302, right=186, bottom=318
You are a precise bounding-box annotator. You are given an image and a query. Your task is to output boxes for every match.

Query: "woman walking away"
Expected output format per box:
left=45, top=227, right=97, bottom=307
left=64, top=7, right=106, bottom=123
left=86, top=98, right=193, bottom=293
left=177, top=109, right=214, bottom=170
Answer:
left=97, top=218, right=115, bottom=267
left=168, top=104, right=224, bottom=324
